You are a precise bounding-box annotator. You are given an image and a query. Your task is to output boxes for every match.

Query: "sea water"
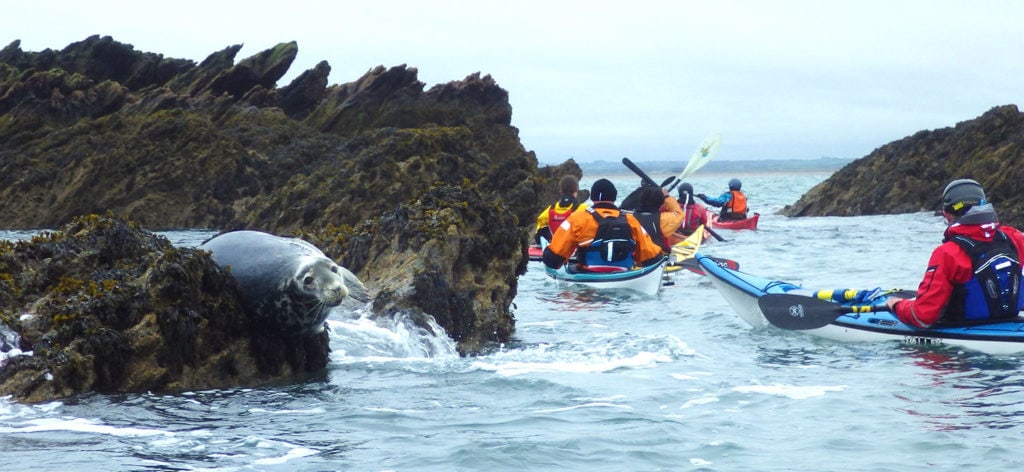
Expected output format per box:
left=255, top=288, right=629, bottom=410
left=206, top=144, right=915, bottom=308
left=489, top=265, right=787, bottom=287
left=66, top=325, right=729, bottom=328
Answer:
left=2, top=171, right=1024, bottom=471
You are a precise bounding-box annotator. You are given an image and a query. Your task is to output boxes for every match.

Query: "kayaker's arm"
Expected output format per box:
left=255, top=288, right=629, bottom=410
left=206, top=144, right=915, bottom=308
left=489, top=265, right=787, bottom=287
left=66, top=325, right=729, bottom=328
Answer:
left=541, top=247, right=567, bottom=269
left=697, top=192, right=729, bottom=208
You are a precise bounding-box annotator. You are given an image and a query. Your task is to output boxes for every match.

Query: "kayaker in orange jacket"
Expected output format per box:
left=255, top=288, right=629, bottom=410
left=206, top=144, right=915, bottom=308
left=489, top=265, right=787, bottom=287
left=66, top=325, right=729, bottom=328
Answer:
left=542, top=178, right=664, bottom=271
left=631, top=185, right=683, bottom=253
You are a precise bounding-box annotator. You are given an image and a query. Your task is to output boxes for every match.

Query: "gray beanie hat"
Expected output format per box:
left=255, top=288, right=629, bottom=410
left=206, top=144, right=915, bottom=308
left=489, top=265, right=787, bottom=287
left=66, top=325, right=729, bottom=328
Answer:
left=942, top=179, right=987, bottom=213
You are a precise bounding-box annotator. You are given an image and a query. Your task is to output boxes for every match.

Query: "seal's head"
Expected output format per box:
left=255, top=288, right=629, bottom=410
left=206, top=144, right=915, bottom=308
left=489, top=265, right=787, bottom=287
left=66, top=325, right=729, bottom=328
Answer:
left=279, top=255, right=350, bottom=334
left=292, top=256, right=349, bottom=306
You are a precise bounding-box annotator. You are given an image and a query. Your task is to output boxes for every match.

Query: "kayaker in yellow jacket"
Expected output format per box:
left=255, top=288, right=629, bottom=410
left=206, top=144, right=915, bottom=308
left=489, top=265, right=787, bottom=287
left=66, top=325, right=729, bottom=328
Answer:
left=534, top=175, right=589, bottom=245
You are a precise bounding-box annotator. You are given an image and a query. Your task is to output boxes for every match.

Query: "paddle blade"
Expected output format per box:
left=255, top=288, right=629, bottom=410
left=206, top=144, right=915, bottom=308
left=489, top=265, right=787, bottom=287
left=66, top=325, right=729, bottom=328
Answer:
left=757, top=294, right=842, bottom=330
left=679, top=133, right=722, bottom=180
left=757, top=294, right=887, bottom=330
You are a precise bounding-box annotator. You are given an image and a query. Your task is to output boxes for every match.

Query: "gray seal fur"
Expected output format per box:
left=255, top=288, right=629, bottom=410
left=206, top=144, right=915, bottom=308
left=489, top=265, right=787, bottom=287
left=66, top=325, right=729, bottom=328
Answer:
left=200, top=230, right=369, bottom=335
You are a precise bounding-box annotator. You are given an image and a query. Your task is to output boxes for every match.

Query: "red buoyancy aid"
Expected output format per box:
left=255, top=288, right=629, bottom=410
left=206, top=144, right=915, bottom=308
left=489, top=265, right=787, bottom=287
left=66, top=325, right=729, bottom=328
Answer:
left=682, top=204, right=704, bottom=231
left=547, top=202, right=579, bottom=234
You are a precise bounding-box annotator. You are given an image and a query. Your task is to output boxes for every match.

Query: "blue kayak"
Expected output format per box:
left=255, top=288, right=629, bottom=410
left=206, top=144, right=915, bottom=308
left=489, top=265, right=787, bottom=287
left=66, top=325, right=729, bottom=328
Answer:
left=696, top=254, right=1024, bottom=355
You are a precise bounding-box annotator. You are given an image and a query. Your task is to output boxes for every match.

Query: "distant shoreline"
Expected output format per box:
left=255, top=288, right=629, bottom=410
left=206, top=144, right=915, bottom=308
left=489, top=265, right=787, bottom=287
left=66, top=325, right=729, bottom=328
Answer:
left=544, top=157, right=853, bottom=175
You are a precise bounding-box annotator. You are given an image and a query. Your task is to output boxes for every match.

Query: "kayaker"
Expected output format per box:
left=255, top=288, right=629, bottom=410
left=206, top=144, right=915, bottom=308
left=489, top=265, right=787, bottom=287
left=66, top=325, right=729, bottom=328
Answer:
left=697, top=178, right=748, bottom=221
left=886, top=178, right=1024, bottom=328
left=542, top=178, right=664, bottom=271
left=534, top=175, right=588, bottom=246
left=670, top=182, right=710, bottom=244
left=631, top=186, right=683, bottom=253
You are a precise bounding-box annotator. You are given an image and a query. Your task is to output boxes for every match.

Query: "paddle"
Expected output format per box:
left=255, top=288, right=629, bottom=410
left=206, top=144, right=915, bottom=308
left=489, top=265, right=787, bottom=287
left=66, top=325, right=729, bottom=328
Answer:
left=666, top=133, right=722, bottom=192
left=621, top=157, right=660, bottom=188
left=756, top=294, right=889, bottom=330
left=669, top=249, right=739, bottom=275
left=705, top=226, right=726, bottom=242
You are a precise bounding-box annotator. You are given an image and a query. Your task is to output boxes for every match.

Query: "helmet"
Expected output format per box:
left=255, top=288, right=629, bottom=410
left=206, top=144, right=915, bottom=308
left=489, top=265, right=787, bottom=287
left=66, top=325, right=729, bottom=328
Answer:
left=942, top=179, right=986, bottom=213
left=728, top=178, right=741, bottom=190
left=678, top=182, right=694, bottom=197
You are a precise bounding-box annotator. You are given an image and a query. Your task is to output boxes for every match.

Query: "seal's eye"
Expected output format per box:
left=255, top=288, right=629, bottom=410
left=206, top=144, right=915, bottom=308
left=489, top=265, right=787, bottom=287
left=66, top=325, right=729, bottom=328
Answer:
left=303, top=276, right=315, bottom=286
left=331, top=266, right=339, bottom=273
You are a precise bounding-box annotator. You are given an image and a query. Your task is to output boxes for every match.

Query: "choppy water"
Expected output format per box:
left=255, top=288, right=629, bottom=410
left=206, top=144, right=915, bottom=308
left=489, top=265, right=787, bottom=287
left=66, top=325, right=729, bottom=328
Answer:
left=3, top=171, right=1024, bottom=471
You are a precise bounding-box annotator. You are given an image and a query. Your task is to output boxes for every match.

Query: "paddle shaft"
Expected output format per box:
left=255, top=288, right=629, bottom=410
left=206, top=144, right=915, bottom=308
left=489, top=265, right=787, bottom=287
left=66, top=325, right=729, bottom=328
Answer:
left=705, top=226, right=727, bottom=242
left=621, top=157, right=660, bottom=187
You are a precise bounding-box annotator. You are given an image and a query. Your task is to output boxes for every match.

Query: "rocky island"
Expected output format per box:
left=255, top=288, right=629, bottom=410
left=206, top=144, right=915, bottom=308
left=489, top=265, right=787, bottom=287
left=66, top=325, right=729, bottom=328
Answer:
left=0, top=35, right=580, bottom=402
left=781, top=104, right=1024, bottom=227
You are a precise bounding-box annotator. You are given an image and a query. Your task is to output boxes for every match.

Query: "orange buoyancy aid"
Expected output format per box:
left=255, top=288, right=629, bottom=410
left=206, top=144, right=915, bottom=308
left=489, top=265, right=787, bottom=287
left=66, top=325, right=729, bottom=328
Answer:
left=726, top=190, right=748, bottom=215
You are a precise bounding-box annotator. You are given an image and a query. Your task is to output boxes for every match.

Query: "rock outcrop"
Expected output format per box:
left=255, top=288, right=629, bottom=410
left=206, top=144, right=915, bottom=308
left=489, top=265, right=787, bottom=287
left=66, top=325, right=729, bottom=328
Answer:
left=0, top=215, right=330, bottom=403
left=0, top=36, right=572, bottom=401
left=781, top=105, right=1024, bottom=227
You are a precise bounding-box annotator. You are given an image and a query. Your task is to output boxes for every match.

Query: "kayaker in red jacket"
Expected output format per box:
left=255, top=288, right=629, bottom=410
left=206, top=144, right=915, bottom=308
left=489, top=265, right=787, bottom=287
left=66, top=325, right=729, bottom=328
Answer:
left=669, top=182, right=710, bottom=245
left=887, top=179, right=1024, bottom=328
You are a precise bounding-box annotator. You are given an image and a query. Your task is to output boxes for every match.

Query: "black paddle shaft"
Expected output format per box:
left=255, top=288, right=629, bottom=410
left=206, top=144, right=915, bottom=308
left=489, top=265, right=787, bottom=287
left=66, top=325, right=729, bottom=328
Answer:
left=621, top=158, right=660, bottom=187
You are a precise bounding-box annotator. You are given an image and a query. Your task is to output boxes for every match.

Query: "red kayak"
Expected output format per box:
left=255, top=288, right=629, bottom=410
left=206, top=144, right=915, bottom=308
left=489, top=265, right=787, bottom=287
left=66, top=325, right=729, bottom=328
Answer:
left=712, top=212, right=759, bottom=230
left=528, top=245, right=543, bottom=261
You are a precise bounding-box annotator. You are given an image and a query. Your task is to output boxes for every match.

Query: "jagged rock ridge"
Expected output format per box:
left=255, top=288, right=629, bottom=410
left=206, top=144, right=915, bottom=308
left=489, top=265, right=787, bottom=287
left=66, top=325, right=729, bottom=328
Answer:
left=781, top=105, right=1024, bottom=227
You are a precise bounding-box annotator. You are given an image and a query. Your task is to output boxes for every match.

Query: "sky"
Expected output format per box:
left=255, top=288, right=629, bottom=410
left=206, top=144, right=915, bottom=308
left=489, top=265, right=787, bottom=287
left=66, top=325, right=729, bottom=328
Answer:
left=4, top=1, right=1023, bottom=163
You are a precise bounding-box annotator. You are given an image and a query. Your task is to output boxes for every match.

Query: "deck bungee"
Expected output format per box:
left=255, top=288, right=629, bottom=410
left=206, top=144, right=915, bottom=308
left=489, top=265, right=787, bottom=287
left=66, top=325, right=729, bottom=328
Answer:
left=697, top=255, right=1024, bottom=355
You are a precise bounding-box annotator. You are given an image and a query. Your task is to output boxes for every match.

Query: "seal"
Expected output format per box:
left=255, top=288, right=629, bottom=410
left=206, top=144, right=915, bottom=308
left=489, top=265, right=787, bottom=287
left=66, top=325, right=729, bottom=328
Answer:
left=199, top=230, right=369, bottom=335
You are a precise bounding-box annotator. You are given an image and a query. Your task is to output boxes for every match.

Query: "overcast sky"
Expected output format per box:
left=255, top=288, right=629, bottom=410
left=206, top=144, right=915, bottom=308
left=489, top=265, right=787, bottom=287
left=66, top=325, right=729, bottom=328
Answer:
left=5, top=1, right=1023, bottom=163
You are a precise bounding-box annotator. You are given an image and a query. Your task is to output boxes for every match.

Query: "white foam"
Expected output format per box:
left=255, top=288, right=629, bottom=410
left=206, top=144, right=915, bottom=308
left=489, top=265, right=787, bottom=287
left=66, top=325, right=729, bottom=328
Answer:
left=473, top=350, right=669, bottom=376
left=732, top=383, right=845, bottom=399
left=0, top=417, right=173, bottom=437
left=533, top=402, right=634, bottom=414
left=328, top=309, right=458, bottom=359
left=680, top=395, right=720, bottom=409
left=252, top=447, right=319, bottom=465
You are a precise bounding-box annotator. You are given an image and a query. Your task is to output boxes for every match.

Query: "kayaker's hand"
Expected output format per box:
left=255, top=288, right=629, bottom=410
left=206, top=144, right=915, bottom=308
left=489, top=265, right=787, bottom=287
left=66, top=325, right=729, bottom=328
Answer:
left=885, top=298, right=900, bottom=311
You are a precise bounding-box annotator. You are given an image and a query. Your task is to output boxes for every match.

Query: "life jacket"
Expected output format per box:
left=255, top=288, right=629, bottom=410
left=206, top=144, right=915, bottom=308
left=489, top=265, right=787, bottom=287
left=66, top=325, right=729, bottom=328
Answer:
left=631, top=210, right=670, bottom=252
left=723, top=190, right=748, bottom=219
left=940, top=231, right=1024, bottom=324
left=580, top=207, right=635, bottom=269
left=547, top=197, right=580, bottom=234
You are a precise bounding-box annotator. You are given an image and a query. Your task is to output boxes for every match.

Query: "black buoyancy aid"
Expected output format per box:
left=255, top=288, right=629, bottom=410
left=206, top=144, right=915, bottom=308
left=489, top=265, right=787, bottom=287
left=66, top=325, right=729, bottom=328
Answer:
left=631, top=210, right=669, bottom=252
left=942, top=231, right=1024, bottom=324
left=581, top=207, right=635, bottom=268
